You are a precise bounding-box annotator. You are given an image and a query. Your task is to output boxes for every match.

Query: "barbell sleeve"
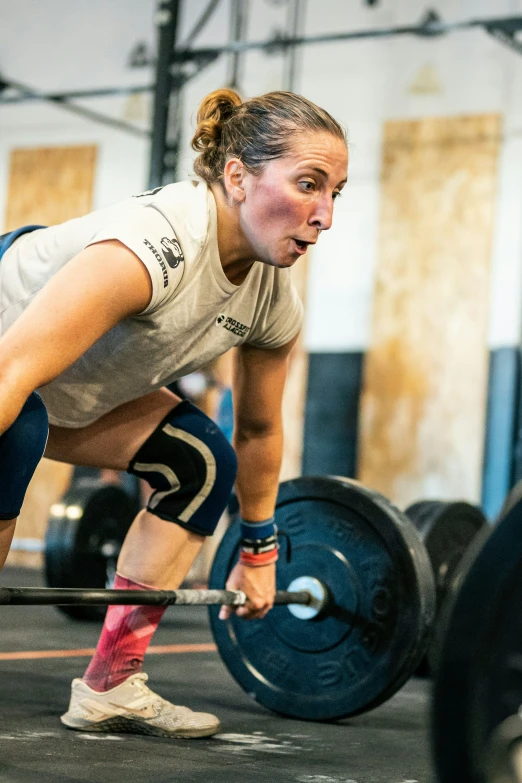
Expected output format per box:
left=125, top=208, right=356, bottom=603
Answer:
left=0, top=586, right=313, bottom=608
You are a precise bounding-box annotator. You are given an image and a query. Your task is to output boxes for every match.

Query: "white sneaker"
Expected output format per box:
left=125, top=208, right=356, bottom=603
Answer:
left=60, top=673, right=220, bottom=738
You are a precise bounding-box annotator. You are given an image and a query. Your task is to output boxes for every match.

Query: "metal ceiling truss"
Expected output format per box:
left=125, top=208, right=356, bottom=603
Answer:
left=0, top=4, right=520, bottom=173
left=162, top=9, right=522, bottom=63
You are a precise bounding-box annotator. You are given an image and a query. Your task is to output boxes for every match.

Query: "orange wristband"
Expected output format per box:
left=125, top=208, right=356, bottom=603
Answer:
left=239, top=548, right=279, bottom=567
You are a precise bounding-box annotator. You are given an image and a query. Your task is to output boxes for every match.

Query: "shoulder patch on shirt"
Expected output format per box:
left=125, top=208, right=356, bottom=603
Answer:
left=142, top=233, right=184, bottom=289
left=160, top=236, right=184, bottom=269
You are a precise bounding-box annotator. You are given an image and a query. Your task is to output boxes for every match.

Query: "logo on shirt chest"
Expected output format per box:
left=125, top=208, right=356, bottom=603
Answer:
left=216, top=314, right=249, bottom=338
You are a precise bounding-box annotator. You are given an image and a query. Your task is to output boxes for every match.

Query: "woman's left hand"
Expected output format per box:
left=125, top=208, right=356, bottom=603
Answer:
left=219, top=561, right=276, bottom=621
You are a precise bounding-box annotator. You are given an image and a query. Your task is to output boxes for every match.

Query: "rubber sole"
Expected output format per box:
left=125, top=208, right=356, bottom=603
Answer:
left=60, top=714, right=220, bottom=738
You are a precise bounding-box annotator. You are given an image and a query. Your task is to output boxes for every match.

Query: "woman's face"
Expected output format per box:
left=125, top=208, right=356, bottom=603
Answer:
left=238, top=131, right=348, bottom=268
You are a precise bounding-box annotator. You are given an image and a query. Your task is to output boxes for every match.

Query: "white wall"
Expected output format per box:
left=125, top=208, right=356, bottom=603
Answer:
left=1, top=0, right=522, bottom=351
left=0, top=0, right=157, bottom=220
left=296, top=0, right=522, bottom=351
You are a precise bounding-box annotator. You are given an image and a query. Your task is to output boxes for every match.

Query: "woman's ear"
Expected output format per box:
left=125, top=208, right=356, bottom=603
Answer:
left=222, top=158, right=246, bottom=205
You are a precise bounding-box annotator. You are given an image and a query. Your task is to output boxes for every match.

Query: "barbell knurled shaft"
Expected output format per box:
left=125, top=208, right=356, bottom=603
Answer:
left=0, top=586, right=312, bottom=607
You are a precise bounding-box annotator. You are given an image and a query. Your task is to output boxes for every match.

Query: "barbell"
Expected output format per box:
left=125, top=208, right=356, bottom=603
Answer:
left=0, top=584, right=320, bottom=612
left=2, top=475, right=438, bottom=721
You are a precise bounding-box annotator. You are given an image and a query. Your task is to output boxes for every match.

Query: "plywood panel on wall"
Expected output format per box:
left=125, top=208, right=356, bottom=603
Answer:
left=358, top=116, right=501, bottom=508
left=4, top=145, right=97, bottom=567
left=5, top=145, right=97, bottom=230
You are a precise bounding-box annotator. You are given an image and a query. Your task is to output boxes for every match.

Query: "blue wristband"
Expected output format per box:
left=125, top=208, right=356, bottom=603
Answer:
left=240, top=517, right=276, bottom=541
left=239, top=516, right=278, bottom=566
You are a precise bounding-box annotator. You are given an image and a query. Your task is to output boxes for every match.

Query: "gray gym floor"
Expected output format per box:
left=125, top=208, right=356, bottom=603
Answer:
left=0, top=567, right=434, bottom=783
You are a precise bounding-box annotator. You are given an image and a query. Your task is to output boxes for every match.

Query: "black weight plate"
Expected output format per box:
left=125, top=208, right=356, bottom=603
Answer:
left=431, top=495, right=522, bottom=783
left=44, top=514, right=74, bottom=591
left=406, top=500, right=487, bottom=677
left=406, top=500, right=487, bottom=609
left=498, top=478, right=522, bottom=519
left=45, top=480, right=139, bottom=621
left=209, top=476, right=436, bottom=721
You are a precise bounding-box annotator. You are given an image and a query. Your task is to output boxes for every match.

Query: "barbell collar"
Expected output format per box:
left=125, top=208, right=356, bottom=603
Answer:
left=0, top=586, right=314, bottom=608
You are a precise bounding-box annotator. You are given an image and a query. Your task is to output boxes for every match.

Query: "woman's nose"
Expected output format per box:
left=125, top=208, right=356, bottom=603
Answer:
left=309, top=196, right=334, bottom=231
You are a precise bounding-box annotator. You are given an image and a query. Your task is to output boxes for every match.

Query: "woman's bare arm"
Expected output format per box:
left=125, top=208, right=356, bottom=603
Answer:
left=0, top=239, right=152, bottom=433
left=220, top=335, right=298, bottom=621
left=232, top=336, right=298, bottom=519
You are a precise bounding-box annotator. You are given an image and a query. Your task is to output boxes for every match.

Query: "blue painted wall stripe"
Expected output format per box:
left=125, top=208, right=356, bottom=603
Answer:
left=481, top=347, right=520, bottom=520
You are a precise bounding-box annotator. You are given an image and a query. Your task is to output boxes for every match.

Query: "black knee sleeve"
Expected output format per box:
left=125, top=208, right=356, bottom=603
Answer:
left=127, top=401, right=237, bottom=536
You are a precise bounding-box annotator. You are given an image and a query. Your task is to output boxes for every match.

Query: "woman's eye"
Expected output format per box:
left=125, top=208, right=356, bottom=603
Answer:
left=299, top=181, right=315, bottom=192
left=332, top=191, right=342, bottom=201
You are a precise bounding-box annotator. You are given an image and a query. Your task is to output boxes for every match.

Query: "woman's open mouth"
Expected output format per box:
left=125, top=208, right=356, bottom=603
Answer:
left=292, top=238, right=309, bottom=255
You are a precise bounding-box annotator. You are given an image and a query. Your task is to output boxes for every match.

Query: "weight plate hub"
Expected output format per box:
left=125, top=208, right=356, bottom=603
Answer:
left=286, top=577, right=326, bottom=620
left=209, top=476, right=436, bottom=721
left=432, top=490, right=522, bottom=783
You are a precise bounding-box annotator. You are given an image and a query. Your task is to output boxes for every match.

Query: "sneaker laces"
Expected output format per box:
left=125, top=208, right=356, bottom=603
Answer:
left=130, top=674, right=165, bottom=703
left=129, top=674, right=187, bottom=714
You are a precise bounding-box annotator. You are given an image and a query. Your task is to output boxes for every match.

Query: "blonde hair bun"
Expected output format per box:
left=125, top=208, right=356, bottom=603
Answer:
left=192, top=88, right=242, bottom=156
left=191, top=89, right=346, bottom=184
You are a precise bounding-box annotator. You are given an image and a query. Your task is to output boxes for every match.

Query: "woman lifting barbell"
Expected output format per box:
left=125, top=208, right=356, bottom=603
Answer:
left=0, top=88, right=348, bottom=738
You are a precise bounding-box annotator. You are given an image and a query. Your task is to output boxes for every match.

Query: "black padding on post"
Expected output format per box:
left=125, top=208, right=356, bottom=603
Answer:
left=302, top=352, right=364, bottom=478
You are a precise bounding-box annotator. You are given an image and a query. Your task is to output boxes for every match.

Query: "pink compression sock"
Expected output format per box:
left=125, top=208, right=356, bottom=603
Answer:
left=82, top=573, right=166, bottom=692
